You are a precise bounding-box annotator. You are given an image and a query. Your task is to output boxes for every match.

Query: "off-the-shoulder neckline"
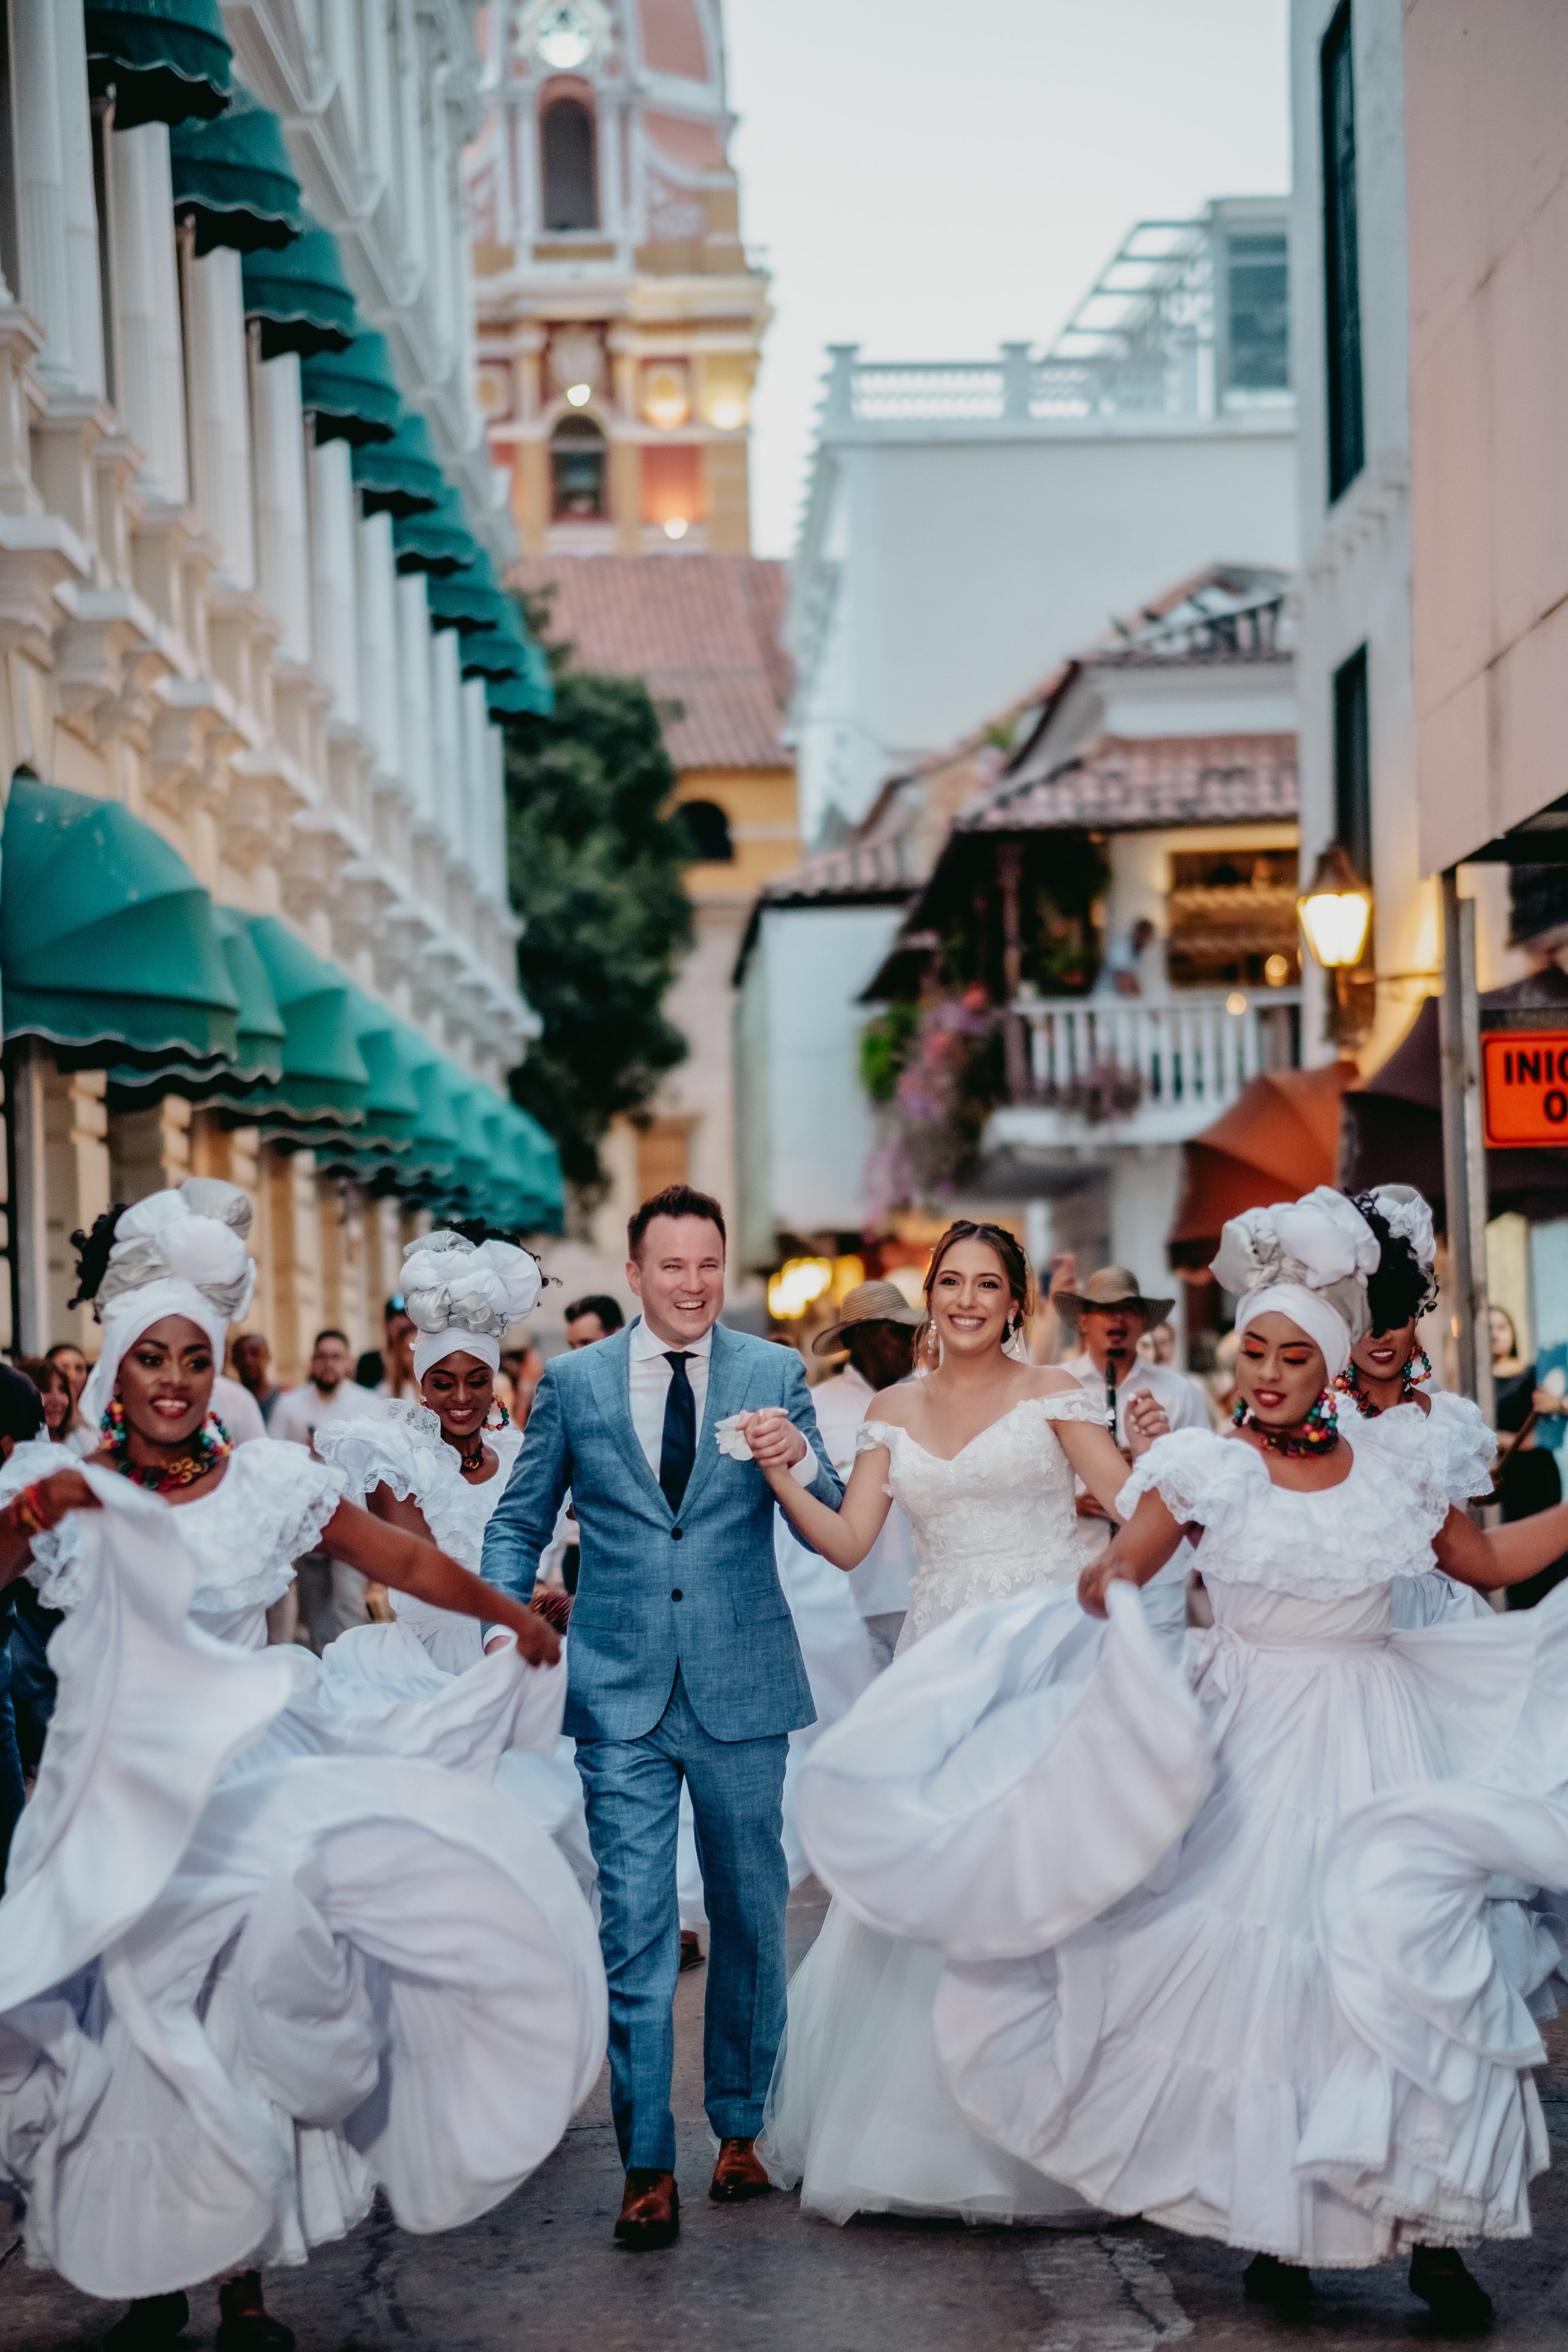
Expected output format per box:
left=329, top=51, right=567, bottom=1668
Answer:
left=861, top=1390, right=1083, bottom=1467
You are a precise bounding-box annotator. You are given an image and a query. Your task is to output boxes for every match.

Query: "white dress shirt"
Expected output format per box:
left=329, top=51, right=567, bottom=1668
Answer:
left=626, top=1316, right=824, bottom=1490
left=808, top=1365, right=917, bottom=1619
left=271, top=1378, right=378, bottom=1450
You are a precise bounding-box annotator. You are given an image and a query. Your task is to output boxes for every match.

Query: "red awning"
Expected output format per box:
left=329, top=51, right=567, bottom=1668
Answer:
left=1168, top=1062, right=1355, bottom=1268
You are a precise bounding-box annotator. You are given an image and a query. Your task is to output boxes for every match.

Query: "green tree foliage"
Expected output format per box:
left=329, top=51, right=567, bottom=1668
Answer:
left=501, top=651, right=694, bottom=1205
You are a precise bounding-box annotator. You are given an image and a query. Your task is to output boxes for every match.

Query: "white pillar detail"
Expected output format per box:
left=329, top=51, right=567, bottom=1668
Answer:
left=460, top=674, right=490, bottom=881
left=251, top=347, right=312, bottom=662
left=55, top=2, right=103, bottom=398
left=13, top=0, right=75, bottom=384
left=430, top=620, right=465, bottom=859
left=110, top=125, right=188, bottom=502
left=307, top=434, right=359, bottom=727
left=355, top=508, right=401, bottom=776
left=186, top=246, right=255, bottom=587
left=396, top=573, right=434, bottom=822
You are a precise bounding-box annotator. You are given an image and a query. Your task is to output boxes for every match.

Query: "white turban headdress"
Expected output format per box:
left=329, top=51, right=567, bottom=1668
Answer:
left=400, top=1229, right=543, bottom=1380
left=80, top=1180, right=257, bottom=1428
left=1210, top=1185, right=1378, bottom=1377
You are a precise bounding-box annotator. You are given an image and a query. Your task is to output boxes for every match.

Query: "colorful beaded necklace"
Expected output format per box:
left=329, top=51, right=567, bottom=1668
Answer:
left=1231, top=1387, right=1340, bottom=1456
left=1333, top=1347, right=1433, bottom=1419
left=101, top=1396, right=233, bottom=1493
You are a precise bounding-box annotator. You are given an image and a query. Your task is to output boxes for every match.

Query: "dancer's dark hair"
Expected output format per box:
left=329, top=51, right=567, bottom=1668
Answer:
left=1352, top=1194, right=1436, bottom=1334
left=445, top=1216, right=553, bottom=1286
left=67, top=1204, right=129, bottom=1312
left=923, top=1221, right=1034, bottom=1327
left=0, top=1361, right=46, bottom=1446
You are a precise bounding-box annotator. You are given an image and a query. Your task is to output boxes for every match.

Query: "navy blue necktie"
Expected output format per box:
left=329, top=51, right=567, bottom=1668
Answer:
left=659, top=1351, right=696, bottom=1512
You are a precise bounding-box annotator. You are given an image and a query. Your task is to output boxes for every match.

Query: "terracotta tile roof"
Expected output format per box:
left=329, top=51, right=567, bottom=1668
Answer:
left=511, top=554, right=791, bottom=771
left=960, top=732, right=1299, bottom=833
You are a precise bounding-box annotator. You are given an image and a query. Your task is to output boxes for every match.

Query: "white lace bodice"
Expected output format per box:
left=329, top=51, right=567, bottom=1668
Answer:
left=315, top=1403, right=522, bottom=1668
left=2, top=1438, right=344, bottom=1647
left=856, top=1389, right=1106, bottom=1650
left=1119, top=1411, right=1451, bottom=1599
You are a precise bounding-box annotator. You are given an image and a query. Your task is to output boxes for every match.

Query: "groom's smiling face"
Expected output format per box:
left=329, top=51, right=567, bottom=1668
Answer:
left=628, top=1214, right=726, bottom=1347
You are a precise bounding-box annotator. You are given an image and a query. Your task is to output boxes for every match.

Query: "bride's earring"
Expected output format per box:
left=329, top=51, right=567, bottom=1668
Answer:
left=1003, top=1313, right=1027, bottom=1363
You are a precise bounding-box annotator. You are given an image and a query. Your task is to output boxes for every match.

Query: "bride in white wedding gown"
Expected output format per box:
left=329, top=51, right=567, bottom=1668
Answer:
left=736, top=1219, right=1165, bottom=2225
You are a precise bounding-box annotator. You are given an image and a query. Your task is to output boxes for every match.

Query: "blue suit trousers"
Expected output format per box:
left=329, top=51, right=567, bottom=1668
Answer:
left=574, top=1666, right=789, bottom=2171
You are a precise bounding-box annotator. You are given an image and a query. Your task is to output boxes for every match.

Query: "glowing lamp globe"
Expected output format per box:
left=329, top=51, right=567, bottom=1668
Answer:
left=1297, top=844, right=1373, bottom=970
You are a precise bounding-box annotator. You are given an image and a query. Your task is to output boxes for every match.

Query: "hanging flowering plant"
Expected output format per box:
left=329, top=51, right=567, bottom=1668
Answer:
left=861, top=987, right=1002, bottom=1219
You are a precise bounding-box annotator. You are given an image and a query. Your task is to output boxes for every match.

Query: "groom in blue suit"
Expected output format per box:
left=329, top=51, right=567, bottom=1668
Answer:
left=482, top=1184, right=844, bottom=2247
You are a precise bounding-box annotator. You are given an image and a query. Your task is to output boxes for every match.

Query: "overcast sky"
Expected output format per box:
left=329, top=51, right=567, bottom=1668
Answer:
left=723, top=0, right=1291, bottom=558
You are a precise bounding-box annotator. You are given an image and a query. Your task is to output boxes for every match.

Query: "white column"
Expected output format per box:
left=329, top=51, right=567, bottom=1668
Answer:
left=355, top=508, right=401, bottom=775
left=13, top=0, right=75, bottom=384
left=55, top=2, right=104, bottom=398
left=250, top=347, right=312, bottom=662
left=487, top=720, right=509, bottom=898
left=110, top=125, right=188, bottom=502
left=307, top=435, right=360, bottom=726
left=430, top=623, right=465, bottom=861
left=396, top=573, right=433, bottom=822
left=460, top=675, right=490, bottom=881
left=186, top=247, right=255, bottom=587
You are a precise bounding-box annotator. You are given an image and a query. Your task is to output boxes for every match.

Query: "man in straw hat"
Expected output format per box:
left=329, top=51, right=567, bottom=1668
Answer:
left=809, top=1280, right=923, bottom=1669
left=1049, top=1258, right=1208, bottom=1647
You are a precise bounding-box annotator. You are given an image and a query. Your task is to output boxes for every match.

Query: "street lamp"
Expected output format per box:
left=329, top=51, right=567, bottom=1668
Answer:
left=1297, top=844, right=1374, bottom=1049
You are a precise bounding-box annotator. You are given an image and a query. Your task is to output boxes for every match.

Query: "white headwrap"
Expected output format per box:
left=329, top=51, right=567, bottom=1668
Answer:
left=400, top=1229, right=543, bottom=1382
left=1211, top=1185, right=1379, bottom=1377
left=1364, top=1183, right=1439, bottom=1313
left=80, top=1182, right=258, bottom=1429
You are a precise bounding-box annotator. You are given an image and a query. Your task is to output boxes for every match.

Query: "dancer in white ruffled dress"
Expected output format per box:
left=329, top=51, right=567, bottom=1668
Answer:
left=0, top=1185, right=604, bottom=2352
left=740, top=1219, right=1167, bottom=2225
left=315, top=1226, right=595, bottom=1899
left=790, top=1188, right=1568, bottom=2332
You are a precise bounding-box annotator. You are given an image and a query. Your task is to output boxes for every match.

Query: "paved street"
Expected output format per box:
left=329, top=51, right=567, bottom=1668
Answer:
left=9, top=1881, right=1568, bottom=2352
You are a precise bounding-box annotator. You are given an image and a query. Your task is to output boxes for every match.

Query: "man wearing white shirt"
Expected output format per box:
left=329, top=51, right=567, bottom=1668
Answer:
left=807, top=1281, right=923, bottom=1668
left=1051, top=1261, right=1209, bottom=1650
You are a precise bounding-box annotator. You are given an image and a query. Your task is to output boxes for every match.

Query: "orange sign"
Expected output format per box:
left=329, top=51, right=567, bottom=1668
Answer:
left=1483, top=1031, right=1568, bottom=1147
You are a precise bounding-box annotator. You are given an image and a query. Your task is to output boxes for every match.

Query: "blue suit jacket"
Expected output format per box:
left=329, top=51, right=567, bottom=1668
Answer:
left=481, top=1322, right=844, bottom=1743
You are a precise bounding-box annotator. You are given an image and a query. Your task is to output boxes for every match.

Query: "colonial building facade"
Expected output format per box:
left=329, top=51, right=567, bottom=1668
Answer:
left=0, top=1, right=558, bottom=1382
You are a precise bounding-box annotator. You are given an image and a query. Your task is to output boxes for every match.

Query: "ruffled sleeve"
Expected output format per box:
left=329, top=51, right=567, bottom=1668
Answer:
left=255, top=1438, right=348, bottom=1561
left=854, top=1420, right=898, bottom=1499
left=1350, top=1405, right=1453, bottom=1548
left=1116, top=1426, right=1258, bottom=1531
left=315, top=1403, right=440, bottom=1507
left=1425, top=1389, right=1499, bottom=1503
left=0, top=1439, right=91, bottom=1610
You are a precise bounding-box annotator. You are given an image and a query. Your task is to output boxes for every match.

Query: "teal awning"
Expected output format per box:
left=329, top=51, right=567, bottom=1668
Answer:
left=87, top=0, right=233, bottom=130
left=485, top=655, right=554, bottom=720
left=243, top=217, right=356, bottom=359
left=301, top=328, right=401, bottom=448
left=458, top=619, right=534, bottom=686
left=426, top=546, right=509, bottom=634
left=393, top=485, right=479, bottom=577
left=103, top=901, right=285, bottom=1105
left=352, top=410, right=446, bottom=519
left=506, top=1101, right=566, bottom=1231
left=0, top=774, right=238, bottom=1062
left=242, top=916, right=368, bottom=1118
left=405, top=1046, right=464, bottom=1185
left=170, top=83, right=303, bottom=255
left=349, top=988, right=420, bottom=1145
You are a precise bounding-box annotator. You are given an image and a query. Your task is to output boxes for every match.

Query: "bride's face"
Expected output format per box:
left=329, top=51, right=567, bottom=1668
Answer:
left=926, top=1239, right=1016, bottom=1362
left=1236, top=1311, right=1327, bottom=1429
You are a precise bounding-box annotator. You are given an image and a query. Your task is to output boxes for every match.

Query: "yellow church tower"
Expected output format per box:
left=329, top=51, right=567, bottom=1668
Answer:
left=466, top=0, right=768, bottom=555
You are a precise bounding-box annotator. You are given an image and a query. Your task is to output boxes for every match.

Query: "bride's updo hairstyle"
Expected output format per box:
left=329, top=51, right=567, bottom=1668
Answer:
left=921, top=1220, right=1034, bottom=1354
left=1351, top=1185, right=1439, bottom=1335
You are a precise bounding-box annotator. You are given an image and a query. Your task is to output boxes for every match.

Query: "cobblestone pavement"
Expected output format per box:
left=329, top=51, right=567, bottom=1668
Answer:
left=9, top=1882, right=1568, bottom=2351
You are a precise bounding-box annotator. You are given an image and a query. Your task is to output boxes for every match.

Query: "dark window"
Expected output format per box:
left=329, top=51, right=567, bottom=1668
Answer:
left=677, top=800, right=733, bottom=863
left=1320, top=3, right=1365, bottom=499
left=541, top=99, right=598, bottom=231
left=550, top=414, right=606, bottom=519
left=1223, top=231, right=1290, bottom=393
left=1333, top=644, right=1372, bottom=881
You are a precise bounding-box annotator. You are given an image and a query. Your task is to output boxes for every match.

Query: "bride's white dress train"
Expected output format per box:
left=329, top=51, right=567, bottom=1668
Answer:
left=793, top=1410, right=1568, bottom=2265
left=759, top=1390, right=1109, bottom=2225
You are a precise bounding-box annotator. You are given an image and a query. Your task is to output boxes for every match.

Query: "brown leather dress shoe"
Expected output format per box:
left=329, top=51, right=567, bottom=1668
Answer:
left=615, top=2168, right=680, bottom=2250
left=709, top=2137, right=774, bottom=2203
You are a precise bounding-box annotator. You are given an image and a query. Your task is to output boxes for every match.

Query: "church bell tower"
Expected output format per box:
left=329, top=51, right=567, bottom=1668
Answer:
left=466, top=0, right=768, bottom=555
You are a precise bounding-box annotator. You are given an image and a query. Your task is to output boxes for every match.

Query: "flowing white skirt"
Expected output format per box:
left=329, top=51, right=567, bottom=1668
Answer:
left=0, top=1475, right=606, bottom=2301
left=792, top=1576, right=1568, bottom=2265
